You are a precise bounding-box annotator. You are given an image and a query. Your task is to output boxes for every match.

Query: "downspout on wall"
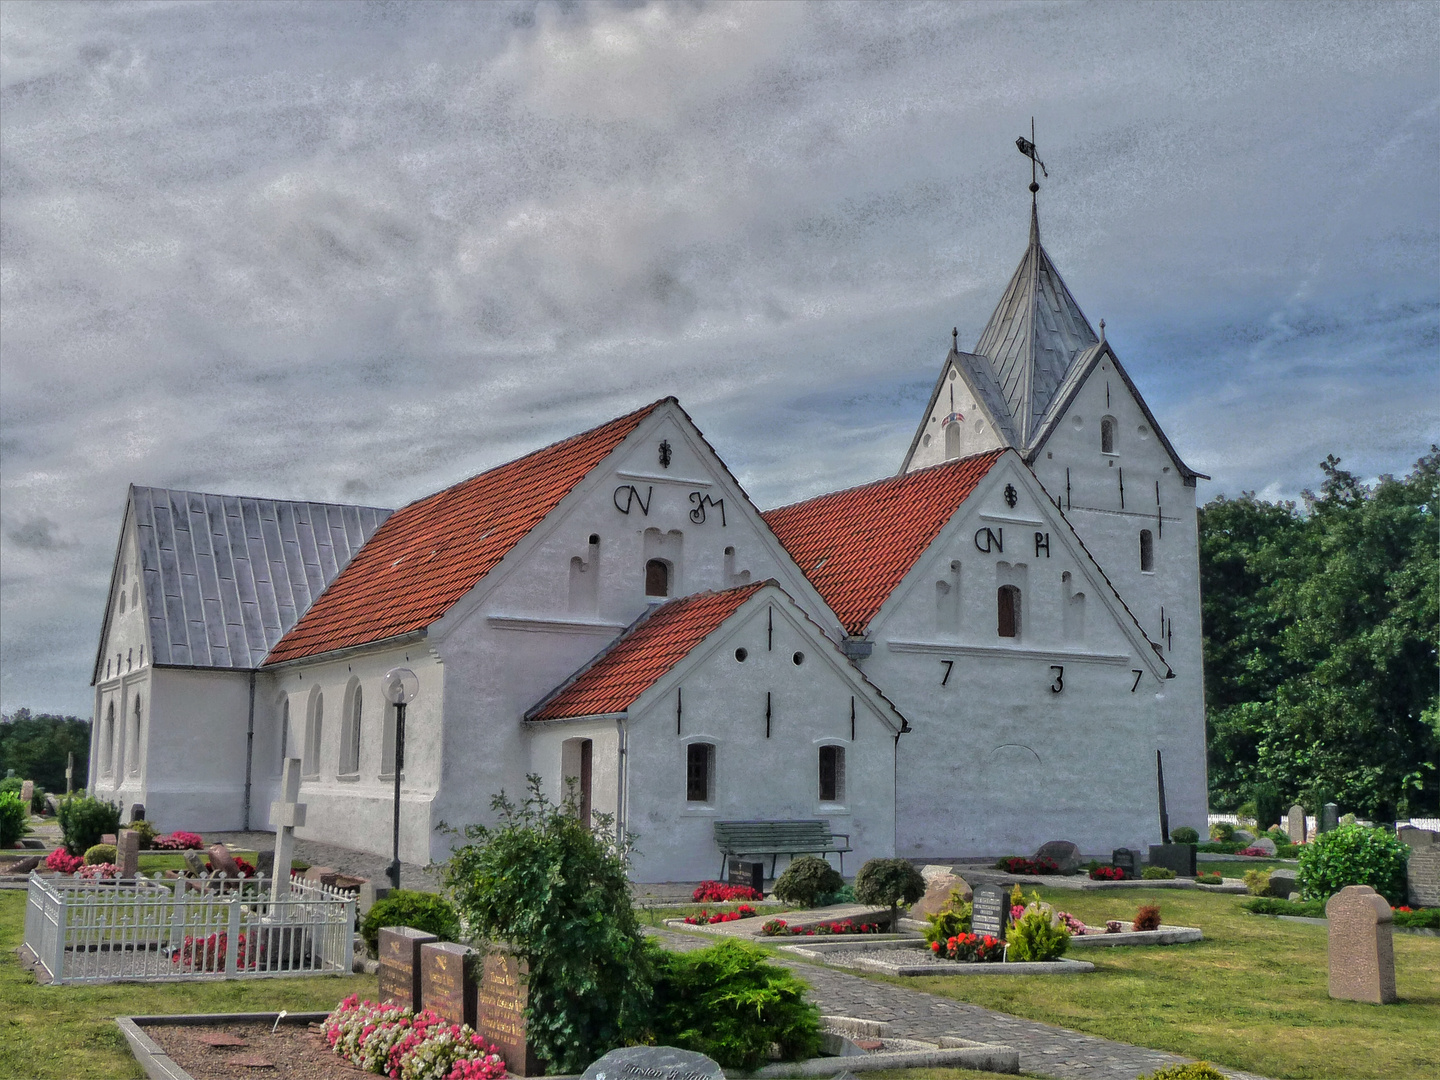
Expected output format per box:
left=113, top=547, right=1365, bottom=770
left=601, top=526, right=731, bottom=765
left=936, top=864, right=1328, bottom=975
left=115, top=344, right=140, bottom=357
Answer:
left=615, top=716, right=629, bottom=844
left=242, top=670, right=256, bottom=830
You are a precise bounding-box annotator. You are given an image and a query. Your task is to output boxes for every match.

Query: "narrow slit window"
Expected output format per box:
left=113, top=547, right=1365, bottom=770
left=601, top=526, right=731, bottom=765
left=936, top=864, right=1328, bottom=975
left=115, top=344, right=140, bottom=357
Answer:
left=645, top=558, right=670, bottom=597
left=342, top=685, right=362, bottom=774
left=819, top=745, right=845, bottom=802
left=128, top=696, right=142, bottom=776
left=102, top=702, right=115, bottom=776
left=686, top=742, right=714, bottom=802
left=997, top=585, right=1020, bottom=638
left=278, top=699, right=290, bottom=773
left=1101, top=416, right=1117, bottom=454
left=304, top=692, right=324, bottom=776
left=1140, top=529, right=1155, bottom=572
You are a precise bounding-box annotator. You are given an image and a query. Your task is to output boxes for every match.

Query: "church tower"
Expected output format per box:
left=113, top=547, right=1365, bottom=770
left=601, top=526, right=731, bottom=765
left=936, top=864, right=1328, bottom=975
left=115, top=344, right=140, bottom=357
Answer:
left=900, top=146, right=1210, bottom=828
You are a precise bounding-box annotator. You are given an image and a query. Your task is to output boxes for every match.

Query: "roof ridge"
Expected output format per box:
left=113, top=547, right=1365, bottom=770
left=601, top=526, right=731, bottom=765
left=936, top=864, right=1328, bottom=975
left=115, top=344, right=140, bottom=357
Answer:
left=129, top=483, right=393, bottom=514
left=768, top=448, right=1007, bottom=516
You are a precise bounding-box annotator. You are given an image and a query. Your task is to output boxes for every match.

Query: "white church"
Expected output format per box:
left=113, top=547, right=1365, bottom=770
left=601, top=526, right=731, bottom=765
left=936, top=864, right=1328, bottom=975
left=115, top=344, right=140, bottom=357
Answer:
left=89, top=196, right=1209, bottom=881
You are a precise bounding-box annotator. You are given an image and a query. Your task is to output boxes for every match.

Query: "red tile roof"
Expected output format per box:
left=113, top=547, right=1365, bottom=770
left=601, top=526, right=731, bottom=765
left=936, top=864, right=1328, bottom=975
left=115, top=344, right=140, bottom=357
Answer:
left=528, top=582, right=767, bottom=720
left=264, top=400, right=665, bottom=665
left=762, top=450, right=1006, bottom=635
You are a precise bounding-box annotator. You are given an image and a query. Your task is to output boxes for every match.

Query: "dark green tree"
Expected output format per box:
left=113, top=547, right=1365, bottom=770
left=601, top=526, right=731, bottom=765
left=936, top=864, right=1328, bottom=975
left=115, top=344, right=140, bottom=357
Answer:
left=0, top=709, right=91, bottom=793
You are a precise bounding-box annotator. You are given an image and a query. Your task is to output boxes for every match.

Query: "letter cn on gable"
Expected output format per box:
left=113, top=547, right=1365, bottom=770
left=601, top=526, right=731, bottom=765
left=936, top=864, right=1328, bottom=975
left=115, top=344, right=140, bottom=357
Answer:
left=613, top=485, right=653, bottom=516
left=974, top=527, right=1003, bottom=553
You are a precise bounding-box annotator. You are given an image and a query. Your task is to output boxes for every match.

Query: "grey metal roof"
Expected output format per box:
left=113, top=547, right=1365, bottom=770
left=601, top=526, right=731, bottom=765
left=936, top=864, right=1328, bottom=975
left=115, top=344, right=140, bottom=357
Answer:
left=971, top=201, right=1098, bottom=448
left=122, top=487, right=391, bottom=672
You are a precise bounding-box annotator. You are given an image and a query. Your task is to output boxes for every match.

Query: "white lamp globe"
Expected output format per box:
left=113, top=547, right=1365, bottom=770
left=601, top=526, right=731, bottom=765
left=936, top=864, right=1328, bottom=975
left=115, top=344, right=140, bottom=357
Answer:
left=382, top=667, right=419, bottom=706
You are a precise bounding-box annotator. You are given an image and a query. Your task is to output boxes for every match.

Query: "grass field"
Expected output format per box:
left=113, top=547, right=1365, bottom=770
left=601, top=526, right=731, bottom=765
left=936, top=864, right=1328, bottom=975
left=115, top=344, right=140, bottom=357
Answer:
left=884, top=886, right=1440, bottom=1080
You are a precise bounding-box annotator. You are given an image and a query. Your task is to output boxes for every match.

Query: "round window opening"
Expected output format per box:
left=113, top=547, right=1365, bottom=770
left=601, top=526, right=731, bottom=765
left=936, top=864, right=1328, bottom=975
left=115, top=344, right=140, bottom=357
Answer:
left=792, top=651, right=805, bottom=665
left=734, top=648, right=748, bottom=662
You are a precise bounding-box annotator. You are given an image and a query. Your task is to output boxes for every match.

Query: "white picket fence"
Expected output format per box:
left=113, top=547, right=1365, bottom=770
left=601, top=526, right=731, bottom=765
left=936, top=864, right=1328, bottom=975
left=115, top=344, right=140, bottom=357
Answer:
left=23, top=872, right=354, bottom=984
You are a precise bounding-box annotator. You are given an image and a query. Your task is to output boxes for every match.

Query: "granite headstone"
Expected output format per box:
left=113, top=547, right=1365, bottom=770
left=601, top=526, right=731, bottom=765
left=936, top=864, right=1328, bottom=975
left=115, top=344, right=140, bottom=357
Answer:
left=1148, top=843, right=1196, bottom=877
left=1110, top=848, right=1140, bottom=879
left=726, top=859, right=764, bottom=895
left=1286, top=805, right=1306, bottom=845
left=1397, top=827, right=1438, bottom=907
left=479, top=947, right=543, bottom=1076
left=970, top=883, right=1009, bottom=939
left=1320, top=803, right=1340, bottom=833
left=581, top=1045, right=723, bottom=1080
left=20, top=781, right=33, bottom=806
left=911, top=871, right=971, bottom=919
left=1326, top=885, right=1396, bottom=1004
left=117, top=829, right=140, bottom=879
left=207, top=844, right=240, bottom=878
left=1266, top=868, right=1299, bottom=898
left=1032, top=840, right=1082, bottom=874
left=421, top=941, right=478, bottom=1029
left=378, top=926, right=438, bottom=1011
left=182, top=850, right=207, bottom=875
left=1251, top=836, right=1277, bottom=856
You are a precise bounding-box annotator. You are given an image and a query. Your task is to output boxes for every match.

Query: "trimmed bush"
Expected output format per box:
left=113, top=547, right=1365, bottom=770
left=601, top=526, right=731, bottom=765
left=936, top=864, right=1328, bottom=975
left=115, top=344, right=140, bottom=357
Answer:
left=1005, top=904, right=1070, bottom=961
left=360, top=890, right=460, bottom=956
left=1394, top=907, right=1440, bottom=930
left=84, top=843, right=117, bottom=865
left=1170, top=826, right=1199, bottom=845
left=0, top=792, right=29, bottom=848
left=853, top=857, right=925, bottom=927
left=1141, top=866, right=1176, bottom=880
left=1242, top=896, right=1325, bottom=918
left=128, top=819, right=159, bottom=849
left=1243, top=869, right=1271, bottom=896
left=1138, top=1063, right=1226, bottom=1080
left=647, top=939, right=820, bottom=1069
left=1133, top=904, right=1162, bottom=931
left=57, top=795, right=121, bottom=856
left=1210, top=822, right=1235, bottom=842
left=772, top=856, right=843, bottom=908
left=1297, top=823, right=1408, bottom=904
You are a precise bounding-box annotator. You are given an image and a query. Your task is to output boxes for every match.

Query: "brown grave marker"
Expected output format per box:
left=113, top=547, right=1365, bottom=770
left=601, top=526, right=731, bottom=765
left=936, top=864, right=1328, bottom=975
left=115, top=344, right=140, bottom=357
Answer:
left=20, top=781, right=33, bottom=805
left=378, top=926, right=438, bottom=1011
left=208, top=844, right=241, bottom=877
left=1286, top=804, right=1306, bottom=845
left=1326, top=884, right=1397, bottom=1004
left=1397, top=827, right=1439, bottom=907
left=479, top=948, right=543, bottom=1077
left=117, top=829, right=140, bottom=879
left=421, top=941, right=478, bottom=1029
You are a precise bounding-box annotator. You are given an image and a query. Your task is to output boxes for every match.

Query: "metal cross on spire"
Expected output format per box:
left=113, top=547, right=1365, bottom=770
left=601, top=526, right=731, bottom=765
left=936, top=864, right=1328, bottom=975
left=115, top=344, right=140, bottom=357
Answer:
left=1015, top=117, right=1047, bottom=199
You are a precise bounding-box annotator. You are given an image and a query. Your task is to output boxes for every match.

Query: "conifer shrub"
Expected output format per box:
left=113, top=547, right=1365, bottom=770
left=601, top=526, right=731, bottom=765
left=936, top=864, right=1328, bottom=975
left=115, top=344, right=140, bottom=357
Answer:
left=1209, top=822, right=1235, bottom=842
left=361, top=890, right=461, bottom=956
left=772, top=855, right=843, bottom=908
left=84, top=843, right=117, bottom=865
left=1243, top=869, right=1272, bottom=896
left=443, top=777, right=649, bottom=1074
left=0, top=792, right=28, bottom=848
left=922, top=889, right=973, bottom=945
left=1137, top=1063, right=1226, bottom=1080
left=57, top=795, right=121, bottom=856
left=1005, top=903, right=1070, bottom=961
left=646, top=939, right=820, bottom=1069
left=853, top=857, right=925, bottom=928
left=1297, top=823, right=1408, bottom=904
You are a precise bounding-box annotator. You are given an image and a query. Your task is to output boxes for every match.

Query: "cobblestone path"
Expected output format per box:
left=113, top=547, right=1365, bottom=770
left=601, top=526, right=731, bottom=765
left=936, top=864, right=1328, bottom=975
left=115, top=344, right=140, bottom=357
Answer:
left=652, top=929, right=1271, bottom=1080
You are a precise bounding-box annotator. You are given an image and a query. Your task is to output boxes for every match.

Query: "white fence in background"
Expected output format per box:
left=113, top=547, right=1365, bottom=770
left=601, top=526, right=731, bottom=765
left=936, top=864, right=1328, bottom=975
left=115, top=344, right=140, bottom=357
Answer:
left=1207, top=813, right=1439, bottom=832
left=23, top=873, right=354, bottom=984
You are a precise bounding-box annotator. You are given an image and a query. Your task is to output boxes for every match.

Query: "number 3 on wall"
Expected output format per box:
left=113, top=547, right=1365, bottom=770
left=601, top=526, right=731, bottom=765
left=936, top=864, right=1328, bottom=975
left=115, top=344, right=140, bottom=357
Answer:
left=1049, top=665, right=1064, bottom=693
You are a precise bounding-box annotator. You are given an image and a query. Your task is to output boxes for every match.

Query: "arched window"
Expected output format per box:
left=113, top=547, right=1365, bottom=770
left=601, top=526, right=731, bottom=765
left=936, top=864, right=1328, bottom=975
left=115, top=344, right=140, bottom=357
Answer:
left=340, top=683, right=362, bottom=775
left=303, top=691, right=324, bottom=777
left=128, top=695, right=143, bottom=776
left=819, top=745, right=846, bottom=803
left=1140, top=529, right=1155, bottom=572
left=686, top=743, right=714, bottom=803
left=1101, top=416, right=1117, bottom=454
left=278, top=698, right=290, bottom=774
left=997, top=585, right=1021, bottom=638
left=645, top=559, right=670, bottom=598
left=945, top=422, right=961, bottom=459
left=102, top=702, right=116, bottom=776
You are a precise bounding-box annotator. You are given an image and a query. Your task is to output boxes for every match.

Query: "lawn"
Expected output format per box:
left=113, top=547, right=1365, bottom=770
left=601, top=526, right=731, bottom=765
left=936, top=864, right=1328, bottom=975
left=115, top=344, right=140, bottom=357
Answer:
left=879, top=885, right=1440, bottom=1080
left=0, top=891, right=369, bottom=1080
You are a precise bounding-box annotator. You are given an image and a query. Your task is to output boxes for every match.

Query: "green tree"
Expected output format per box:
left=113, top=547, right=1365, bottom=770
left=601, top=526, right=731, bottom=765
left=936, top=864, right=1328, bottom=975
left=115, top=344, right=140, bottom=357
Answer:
left=0, top=709, right=91, bottom=793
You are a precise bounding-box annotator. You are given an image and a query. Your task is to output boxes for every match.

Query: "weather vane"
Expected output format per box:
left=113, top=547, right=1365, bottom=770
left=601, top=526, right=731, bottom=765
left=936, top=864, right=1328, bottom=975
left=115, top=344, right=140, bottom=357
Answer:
left=1016, top=117, right=1046, bottom=196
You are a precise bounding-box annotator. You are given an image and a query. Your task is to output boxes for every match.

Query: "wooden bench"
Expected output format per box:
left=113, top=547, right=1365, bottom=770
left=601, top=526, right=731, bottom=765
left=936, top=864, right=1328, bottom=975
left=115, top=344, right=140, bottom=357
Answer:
left=713, top=819, right=852, bottom=880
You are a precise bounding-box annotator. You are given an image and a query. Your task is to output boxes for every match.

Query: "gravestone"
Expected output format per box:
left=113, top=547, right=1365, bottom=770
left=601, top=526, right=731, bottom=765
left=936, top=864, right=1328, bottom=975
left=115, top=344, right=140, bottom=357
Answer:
left=1033, top=840, right=1082, bottom=874
left=1110, top=848, right=1140, bottom=879
left=421, top=941, right=478, bottom=1029
left=726, top=859, right=763, bottom=895
left=117, top=830, right=140, bottom=879
left=7, top=856, right=40, bottom=874
left=1325, top=885, right=1396, bottom=1004
left=129, top=803, right=145, bottom=822
left=378, top=926, right=437, bottom=1011
left=1149, top=843, right=1196, bottom=877
left=1231, top=828, right=1254, bottom=844
left=1267, top=868, right=1299, bottom=898
left=1251, top=836, right=1277, bottom=856
left=182, top=850, right=207, bottom=875
left=1397, top=827, right=1439, bottom=907
left=970, top=883, right=1009, bottom=939
left=1286, top=805, right=1306, bottom=844
left=255, top=850, right=275, bottom=878
left=581, top=1045, right=723, bottom=1080
left=20, top=781, right=33, bottom=805
left=208, top=844, right=240, bottom=877
left=101, top=833, right=117, bottom=845
left=479, top=947, right=543, bottom=1076
left=270, top=758, right=307, bottom=902
left=1320, top=803, right=1339, bottom=833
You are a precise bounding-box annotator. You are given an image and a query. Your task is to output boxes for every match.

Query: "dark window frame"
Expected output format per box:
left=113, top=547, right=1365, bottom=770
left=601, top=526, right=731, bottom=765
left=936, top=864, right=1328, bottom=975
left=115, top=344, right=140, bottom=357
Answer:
left=686, top=742, right=714, bottom=802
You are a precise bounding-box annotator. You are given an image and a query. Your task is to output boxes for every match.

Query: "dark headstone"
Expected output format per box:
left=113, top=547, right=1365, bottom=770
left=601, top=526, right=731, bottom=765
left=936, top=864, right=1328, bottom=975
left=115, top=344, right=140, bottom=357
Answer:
left=581, top=1045, right=723, bottom=1080
left=970, top=883, right=1009, bottom=939
left=1032, top=840, right=1082, bottom=874
left=727, top=859, right=764, bottom=894
left=378, top=926, right=438, bottom=1011
left=7, top=856, right=40, bottom=874
left=1111, top=848, right=1140, bottom=879
left=1149, top=843, right=1196, bottom=877
left=421, top=941, right=477, bottom=1029
left=1327, top=885, right=1396, bottom=1004
left=1398, top=827, right=1439, bottom=907
left=255, top=850, right=276, bottom=878
left=1321, top=803, right=1340, bottom=833
left=479, top=947, right=543, bottom=1076
left=129, top=803, right=145, bottom=822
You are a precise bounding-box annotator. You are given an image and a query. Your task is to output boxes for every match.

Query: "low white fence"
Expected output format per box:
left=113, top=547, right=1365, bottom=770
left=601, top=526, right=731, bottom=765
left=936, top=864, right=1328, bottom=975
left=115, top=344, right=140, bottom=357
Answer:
left=23, top=873, right=354, bottom=984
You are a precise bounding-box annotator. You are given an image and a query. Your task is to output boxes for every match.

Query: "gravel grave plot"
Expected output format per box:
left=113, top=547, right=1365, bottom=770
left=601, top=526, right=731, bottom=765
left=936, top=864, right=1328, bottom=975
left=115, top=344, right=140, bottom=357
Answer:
left=141, top=1021, right=361, bottom=1079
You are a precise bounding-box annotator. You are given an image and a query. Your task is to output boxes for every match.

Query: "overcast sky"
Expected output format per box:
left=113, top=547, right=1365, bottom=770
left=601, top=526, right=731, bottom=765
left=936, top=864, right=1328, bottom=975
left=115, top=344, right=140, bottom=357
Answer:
left=2, top=1, right=1436, bottom=716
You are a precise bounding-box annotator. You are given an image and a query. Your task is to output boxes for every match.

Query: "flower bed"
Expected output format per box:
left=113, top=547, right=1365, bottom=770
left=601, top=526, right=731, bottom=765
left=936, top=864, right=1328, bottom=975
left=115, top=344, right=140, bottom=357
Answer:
left=151, top=831, right=204, bottom=851
left=929, top=931, right=1005, bottom=962
left=995, top=856, right=1060, bottom=875
left=683, top=904, right=757, bottom=925
left=760, top=917, right=883, bottom=937
left=45, top=848, right=83, bottom=874
left=1235, top=847, right=1271, bottom=857
left=77, top=862, right=120, bottom=880
left=323, top=995, right=507, bottom=1079
left=204, top=856, right=257, bottom=877
left=1089, top=865, right=1127, bottom=881
left=691, top=880, right=763, bottom=903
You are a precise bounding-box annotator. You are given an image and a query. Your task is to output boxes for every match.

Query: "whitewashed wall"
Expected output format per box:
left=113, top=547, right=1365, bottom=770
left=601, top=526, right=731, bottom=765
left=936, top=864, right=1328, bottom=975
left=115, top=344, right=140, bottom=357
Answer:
left=904, top=359, right=1007, bottom=471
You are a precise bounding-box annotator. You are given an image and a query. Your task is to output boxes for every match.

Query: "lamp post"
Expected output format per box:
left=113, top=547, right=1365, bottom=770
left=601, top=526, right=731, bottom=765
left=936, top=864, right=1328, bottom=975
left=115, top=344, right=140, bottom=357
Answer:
left=382, top=667, right=419, bottom=892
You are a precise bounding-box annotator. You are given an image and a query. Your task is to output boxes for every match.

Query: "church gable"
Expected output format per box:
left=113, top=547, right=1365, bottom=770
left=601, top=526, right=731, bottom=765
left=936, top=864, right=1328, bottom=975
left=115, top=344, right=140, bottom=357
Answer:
left=900, top=352, right=1010, bottom=473
left=94, top=503, right=150, bottom=685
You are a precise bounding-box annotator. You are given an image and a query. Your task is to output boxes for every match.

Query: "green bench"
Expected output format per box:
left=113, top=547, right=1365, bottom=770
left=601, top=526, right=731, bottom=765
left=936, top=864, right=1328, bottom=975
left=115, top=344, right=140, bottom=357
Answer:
left=713, top=819, right=852, bottom=880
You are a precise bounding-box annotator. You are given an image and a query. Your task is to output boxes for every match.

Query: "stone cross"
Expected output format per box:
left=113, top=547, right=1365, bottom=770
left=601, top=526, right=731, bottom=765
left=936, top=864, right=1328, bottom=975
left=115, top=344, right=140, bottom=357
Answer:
left=66, top=752, right=74, bottom=794
left=1320, top=802, right=1340, bottom=833
left=117, top=829, right=140, bottom=879
left=269, top=757, right=307, bottom=902
left=1397, top=827, right=1438, bottom=908
left=1286, top=804, right=1306, bottom=845
left=1326, top=885, right=1397, bottom=1004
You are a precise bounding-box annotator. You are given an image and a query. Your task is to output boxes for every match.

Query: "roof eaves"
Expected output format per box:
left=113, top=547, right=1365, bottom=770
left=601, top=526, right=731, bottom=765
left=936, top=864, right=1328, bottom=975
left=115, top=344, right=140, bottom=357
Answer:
left=522, top=602, right=662, bottom=722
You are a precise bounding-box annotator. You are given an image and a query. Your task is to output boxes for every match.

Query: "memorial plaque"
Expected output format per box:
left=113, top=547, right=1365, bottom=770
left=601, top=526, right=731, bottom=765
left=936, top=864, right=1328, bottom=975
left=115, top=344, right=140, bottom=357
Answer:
left=1110, top=848, right=1139, bottom=879
left=970, top=883, right=1009, bottom=939
left=1320, top=802, right=1339, bottom=833
left=1148, top=843, right=1196, bottom=877
left=479, top=948, right=543, bottom=1077
left=422, top=941, right=477, bottom=1029
left=726, top=859, right=764, bottom=894
left=581, top=1045, right=723, bottom=1080
left=378, top=927, right=438, bottom=1011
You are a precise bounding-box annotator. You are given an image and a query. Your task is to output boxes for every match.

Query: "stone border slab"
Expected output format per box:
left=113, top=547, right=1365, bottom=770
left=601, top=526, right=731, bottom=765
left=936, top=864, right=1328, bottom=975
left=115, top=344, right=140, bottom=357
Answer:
left=778, top=942, right=1094, bottom=976
left=1067, top=926, right=1203, bottom=947
left=746, top=1037, right=1019, bottom=1076
left=117, top=1012, right=330, bottom=1080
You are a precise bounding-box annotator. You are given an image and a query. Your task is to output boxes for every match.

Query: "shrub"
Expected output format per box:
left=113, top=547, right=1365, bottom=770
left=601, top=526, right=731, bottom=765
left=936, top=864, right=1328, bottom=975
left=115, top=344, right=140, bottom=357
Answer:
left=692, top=881, right=762, bottom=903
left=0, top=778, right=21, bottom=798
left=647, top=939, right=820, bottom=1069
left=1195, top=872, right=1223, bottom=885
left=922, top=893, right=973, bottom=945
left=443, top=777, right=649, bottom=1074
left=854, top=857, right=925, bottom=927
left=1297, top=823, right=1408, bottom=904
left=772, top=856, right=843, bottom=908
left=816, top=883, right=856, bottom=906
left=1264, top=825, right=1290, bottom=844
left=57, top=795, right=121, bottom=856
left=1242, top=896, right=1325, bottom=918
left=1133, top=904, right=1162, bottom=931
left=1141, top=866, right=1176, bottom=880
left=128, top=819, right=158, bottom=849
left=360, top=890, right=461, bottom=955
left=1138, top=1063, right=1226, bottom=1080
left=1393, top=907, right=1440, bottom=930
left=45, top=847, right=83, bottom=873
left=1005, top=904, right=1070, bottom=961
left=1170, top=826, right=1199, bottom=845
left=1339, top=812, right=1357, bottom=826
left=83, top=843, right=117, bottom=865
left=0, top=792, right=29, bottom=848
left=1210, top=822, right=1235, bottom=842
left=1253, top=784, right=1283, bottom=831
left=1243, top=869, right=1271, bottom=895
